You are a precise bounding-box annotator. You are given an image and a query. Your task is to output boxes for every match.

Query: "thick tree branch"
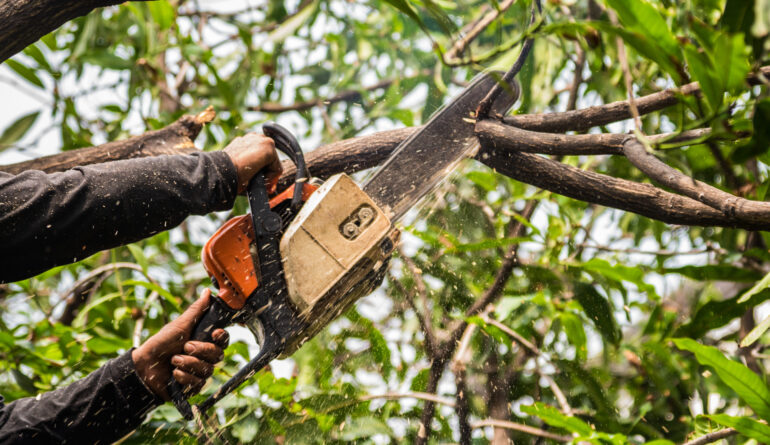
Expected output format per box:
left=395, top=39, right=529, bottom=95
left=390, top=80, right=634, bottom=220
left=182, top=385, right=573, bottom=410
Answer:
left=0, top=108, right=214, bottom=174
left=478, top=143, right=770, bottom=231
left=623, top=138, right=770, bottom=225
left=475, top=120, right=710, bottom=156
left=503, top=66, right=770, bottom=133
left=0, top=0, right=130, bottom=63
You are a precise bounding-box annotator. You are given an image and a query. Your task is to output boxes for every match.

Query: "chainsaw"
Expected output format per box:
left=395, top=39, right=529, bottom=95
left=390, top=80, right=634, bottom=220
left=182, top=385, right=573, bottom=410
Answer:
left=169, top=72, right=520, bottom=419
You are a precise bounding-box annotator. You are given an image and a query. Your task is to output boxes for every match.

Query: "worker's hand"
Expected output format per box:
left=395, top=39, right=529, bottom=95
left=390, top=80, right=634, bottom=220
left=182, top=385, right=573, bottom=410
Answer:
left=224, top=133, right=283, bottom=194
left=131, top=289, right=230, bottom=401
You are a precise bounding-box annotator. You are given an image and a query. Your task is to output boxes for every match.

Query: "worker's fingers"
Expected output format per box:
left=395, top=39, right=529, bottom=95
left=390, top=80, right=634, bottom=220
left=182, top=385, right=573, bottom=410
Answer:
left=211, top=328, right=230, bottom=349
left=172, top=369, right=205, bottom=396
left=171, top=355, right=214, bottom=379
left=224, top=133, right=278, bottom=193
left=184, top=340, right=225, bottom=363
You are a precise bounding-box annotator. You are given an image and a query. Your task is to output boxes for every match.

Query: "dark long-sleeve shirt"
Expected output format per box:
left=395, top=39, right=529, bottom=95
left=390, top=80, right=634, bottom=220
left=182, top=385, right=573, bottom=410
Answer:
left=0, top=151, right=238, bottom=283
left=0, top=151, right=239, bottom=442
left=0, top=351, right=162, bottom=444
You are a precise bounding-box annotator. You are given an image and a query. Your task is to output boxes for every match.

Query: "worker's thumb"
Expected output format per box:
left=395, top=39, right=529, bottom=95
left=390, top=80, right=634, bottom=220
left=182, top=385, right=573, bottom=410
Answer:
left=172, top=288, right=212, bottom=332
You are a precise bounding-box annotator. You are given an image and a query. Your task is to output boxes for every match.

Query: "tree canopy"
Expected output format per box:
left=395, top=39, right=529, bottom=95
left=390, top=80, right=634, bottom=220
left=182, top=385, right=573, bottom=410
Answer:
left=1, top=0, right=770, bottom=443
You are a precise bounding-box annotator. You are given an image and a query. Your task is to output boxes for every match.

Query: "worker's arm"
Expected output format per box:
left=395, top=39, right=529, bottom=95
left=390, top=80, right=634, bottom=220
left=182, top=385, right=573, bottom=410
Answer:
left=0, top=291, right=228, bottom=444
left=0, top=134, right=280, bottom=283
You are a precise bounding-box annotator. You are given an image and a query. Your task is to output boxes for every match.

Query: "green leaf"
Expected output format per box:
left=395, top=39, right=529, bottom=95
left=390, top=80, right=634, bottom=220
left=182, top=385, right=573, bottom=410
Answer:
left=604, top=0, right=680, bottom=58
left=673, top=338, right=770, bottom=421
left=495, top=295, right=530, bottom=320
left=466, top=171, right=498, bottom=192
left=720, top=0, right=756, bottom=35
left=87, top=336, right=131, bottom=354
left=338, top=416, right=392, bottom=440
left=560, top=312, right=587, bottom=362
left=232, top=417, right=259, bottom=443
left=127, top=244, right=149, bottom=275
left=740, top=312, right=770, bottom=347
left=675, top=289, right=770, bottom=339
left=266, top=1, right=317, bottom=45
left=148, top=0, right=175, bottom=31
left=706, top=414, right=770, bottom=442
left=521, top=402, right=593, bottom=436
left=257, top=372, right=297, bottom=402
left=123, top=280, right=180, bottom=311
left=447, top=237, right=529, bottom=253
left=81, top=53, right=134, bottom=70
left=73, top=292, right=122, bottom=327
left=683, top=45, right=722, bottom=110
left=581, top=258, right=656, bottom=295
left=11, top=369, right=37, bottom=394
left=733, top=98, right=770, bottom=162
left=5, top=59, right=44, bottom=89
left=0, top=111, right=40, bottom=150
left=663, top=265, right=763, bottom=282
left=574, top=283, right=621, bottom=346
left=738, top=269, right=770, bottom=303
left=382, top=0, right=427, bottom=36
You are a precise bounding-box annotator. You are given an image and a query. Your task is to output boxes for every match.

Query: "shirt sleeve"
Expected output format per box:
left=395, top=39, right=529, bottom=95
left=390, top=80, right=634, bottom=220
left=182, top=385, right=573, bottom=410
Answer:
left=0, top=351, right=163, bottom=444
left=0, top=151, right=238, bottom=283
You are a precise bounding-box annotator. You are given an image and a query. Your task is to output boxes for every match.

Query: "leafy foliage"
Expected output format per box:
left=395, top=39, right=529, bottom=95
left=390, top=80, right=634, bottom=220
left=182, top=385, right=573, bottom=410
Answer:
left=1, top=0, right=770, bottom=443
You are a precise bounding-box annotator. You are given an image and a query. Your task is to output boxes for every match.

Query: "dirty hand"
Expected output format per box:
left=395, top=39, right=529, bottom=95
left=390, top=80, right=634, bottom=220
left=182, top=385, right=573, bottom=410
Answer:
left=224, top=132, right=283, bottom=194
left=131, top=289, right=229, bottom=400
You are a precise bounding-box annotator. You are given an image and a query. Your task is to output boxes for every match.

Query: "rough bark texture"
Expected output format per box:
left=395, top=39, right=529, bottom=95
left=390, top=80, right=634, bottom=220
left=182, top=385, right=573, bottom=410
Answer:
left=0, top=108, right=214, bottom=174
left=623, top=138, right=770, bottom=225
left=0, top=0, right=132, bottom=63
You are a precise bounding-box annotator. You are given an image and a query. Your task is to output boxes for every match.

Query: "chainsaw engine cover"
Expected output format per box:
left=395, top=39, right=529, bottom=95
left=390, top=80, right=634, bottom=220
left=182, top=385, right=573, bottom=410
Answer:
left=280, top=173, right=398, bottom=352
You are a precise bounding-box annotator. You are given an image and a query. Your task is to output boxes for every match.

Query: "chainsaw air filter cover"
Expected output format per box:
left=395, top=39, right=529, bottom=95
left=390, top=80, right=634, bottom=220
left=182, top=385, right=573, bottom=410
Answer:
left=279, top=173, right=399, bottom=352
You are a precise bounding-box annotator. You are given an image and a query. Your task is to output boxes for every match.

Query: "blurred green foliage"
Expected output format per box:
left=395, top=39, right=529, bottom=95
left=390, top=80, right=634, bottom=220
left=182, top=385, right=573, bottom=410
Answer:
left=2, top=0, right=770, bottom=443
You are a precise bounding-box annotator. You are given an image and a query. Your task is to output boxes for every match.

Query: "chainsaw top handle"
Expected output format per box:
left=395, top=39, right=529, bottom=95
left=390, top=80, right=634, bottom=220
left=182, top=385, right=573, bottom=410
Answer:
left=262, top=122, right=309, bottom=210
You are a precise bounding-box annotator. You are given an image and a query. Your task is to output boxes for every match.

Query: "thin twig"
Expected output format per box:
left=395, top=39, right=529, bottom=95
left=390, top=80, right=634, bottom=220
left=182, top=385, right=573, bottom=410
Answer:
left=480, top=313, right=540, bottom=355
left=681, top=428, right=738, bottom=445
left=443, top=0, right=517, bottom=65
left=360, top=391, right=457, bottom=407
left=476, top=0, right=541, bottom=118
left=471, top=419, right=572, bottom=442
left=608, top=10, right=642, bottom=132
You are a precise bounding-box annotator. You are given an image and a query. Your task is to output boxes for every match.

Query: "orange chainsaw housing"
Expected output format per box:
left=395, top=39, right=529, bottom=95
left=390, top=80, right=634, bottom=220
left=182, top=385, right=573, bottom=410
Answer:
left=202, top=183, right=318, bottom=310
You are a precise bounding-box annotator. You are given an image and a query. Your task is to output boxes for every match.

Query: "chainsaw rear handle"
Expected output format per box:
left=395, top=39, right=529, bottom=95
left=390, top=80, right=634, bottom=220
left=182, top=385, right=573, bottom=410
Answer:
left=262, top=122, right=308, bottom=210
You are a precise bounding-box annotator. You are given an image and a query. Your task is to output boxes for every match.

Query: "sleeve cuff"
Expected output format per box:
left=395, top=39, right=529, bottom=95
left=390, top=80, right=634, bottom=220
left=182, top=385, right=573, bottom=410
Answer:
left=113, top=349, right=165, bottom=410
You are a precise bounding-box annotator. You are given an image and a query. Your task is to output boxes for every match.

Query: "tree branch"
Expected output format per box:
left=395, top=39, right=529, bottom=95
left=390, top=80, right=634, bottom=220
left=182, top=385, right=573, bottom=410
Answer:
left=0, top=108, right=214, bottom=174
left=681, top=428, right=737, bottom=445
left=475, top=120, right=711, bottom=156
left=471, top=419, right=572, bottom=442
left=443, top=0, right=517, bottom=65
left=479, top=143, right=770, bottom=231
left=623, top=138, right=770, bottom=226
left=504, top=66, right=770, bottom=133
left=0, top=0, right=132, bottom=63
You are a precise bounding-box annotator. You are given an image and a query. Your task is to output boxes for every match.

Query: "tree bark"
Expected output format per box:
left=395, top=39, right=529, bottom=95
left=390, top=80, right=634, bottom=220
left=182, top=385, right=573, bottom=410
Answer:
left=0, top=108, right=214, bottom=174
left=7, top=116, right=770, bottom=231
left=0, top=0, right=133, bottom=63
